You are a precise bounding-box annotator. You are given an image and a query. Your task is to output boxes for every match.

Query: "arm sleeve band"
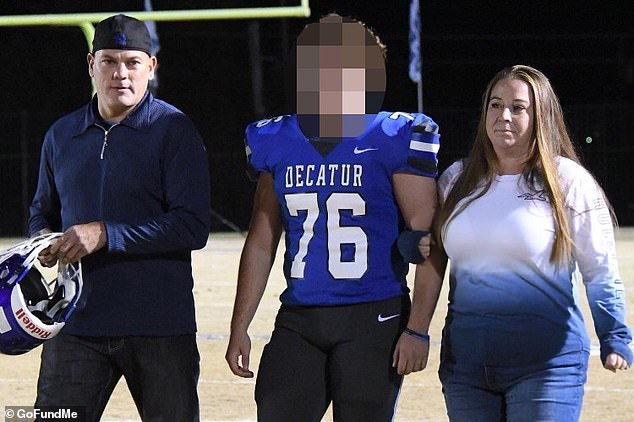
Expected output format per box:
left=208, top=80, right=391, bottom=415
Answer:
left=397, top=230, right=429, bottom=264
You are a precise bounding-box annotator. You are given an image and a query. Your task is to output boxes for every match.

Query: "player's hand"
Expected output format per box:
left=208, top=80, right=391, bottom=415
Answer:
left=225, top=330, right=254, bottom=378
left=392, top=331, right=429, bottom=375
left=49, top=222, right=107, bottom=264
left=604, top=352, right=629, bottom=372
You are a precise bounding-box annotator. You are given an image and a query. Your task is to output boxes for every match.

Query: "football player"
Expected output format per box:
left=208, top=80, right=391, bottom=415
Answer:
left=225, top=14, right=440, bottom=422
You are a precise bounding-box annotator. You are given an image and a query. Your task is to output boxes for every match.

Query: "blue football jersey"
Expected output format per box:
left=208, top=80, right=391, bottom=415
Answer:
left=245, top=112, right=440, bottom=306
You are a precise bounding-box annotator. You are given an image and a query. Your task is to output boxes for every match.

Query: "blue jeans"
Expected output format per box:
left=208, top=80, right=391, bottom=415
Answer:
left=439, top=351, right=589, bottom=422
left=35, top=333, right=200, bottom=422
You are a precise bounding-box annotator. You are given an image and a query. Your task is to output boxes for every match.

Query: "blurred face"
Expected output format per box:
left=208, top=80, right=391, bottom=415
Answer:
left=486, top=77, right=535, bottom=158
left=87, top=49, right=156, bottom=121
left=296, top=19, right=385, bottom=138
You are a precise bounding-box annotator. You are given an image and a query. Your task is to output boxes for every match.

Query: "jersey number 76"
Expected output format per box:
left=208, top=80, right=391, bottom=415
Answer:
left=285, top=192, right=368, bottom=280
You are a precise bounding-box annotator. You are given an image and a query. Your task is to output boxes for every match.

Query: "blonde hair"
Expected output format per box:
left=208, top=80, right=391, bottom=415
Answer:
left=437, top=65, right=599, bottom=265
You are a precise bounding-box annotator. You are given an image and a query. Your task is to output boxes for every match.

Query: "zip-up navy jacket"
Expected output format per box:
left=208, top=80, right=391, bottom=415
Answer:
left=29, top=92, right=211, bottom=336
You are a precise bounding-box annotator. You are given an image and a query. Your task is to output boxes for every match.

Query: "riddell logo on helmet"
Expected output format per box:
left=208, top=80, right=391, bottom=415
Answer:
left=14, top=308, right=53, bottom=339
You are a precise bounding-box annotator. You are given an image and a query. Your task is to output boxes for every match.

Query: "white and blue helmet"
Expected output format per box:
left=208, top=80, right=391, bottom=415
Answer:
left=0, top=233, right=82, bottom=355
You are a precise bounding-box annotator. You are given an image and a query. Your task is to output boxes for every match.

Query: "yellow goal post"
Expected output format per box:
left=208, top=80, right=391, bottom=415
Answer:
left=0, top=1, right=311, bottom=51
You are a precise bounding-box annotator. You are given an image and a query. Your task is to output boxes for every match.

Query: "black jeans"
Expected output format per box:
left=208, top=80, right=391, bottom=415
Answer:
left=35, top=333, right=200, bottom=422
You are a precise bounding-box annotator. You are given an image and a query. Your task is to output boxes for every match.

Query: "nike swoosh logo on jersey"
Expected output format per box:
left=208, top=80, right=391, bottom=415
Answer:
left=377, top=313, right=400, bottom=322
left=354, top=146, right=379, bottom=154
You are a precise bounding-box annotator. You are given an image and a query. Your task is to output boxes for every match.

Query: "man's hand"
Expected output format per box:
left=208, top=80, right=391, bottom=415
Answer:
left=33, top=228, right=57, bottom=267
left=37, top=245, right=58, bottom=268
left=604, top=352, right=629, bottom=372
left=225, top=330, right=255, bottom=378
left=49, top=222, right=107, bottom=264
left=392, top=331, right=430, bottom=375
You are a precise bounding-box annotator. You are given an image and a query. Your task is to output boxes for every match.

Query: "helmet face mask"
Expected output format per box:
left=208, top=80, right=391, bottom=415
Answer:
left=0, top=234, right=83, bottom=355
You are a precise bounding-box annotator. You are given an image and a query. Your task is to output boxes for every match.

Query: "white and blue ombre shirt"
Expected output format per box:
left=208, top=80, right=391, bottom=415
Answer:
left=439, top=157, right=632, bottom=367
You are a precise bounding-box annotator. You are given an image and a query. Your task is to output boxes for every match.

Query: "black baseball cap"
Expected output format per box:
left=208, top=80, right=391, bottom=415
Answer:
left=92, top=14, right=152, bottom=56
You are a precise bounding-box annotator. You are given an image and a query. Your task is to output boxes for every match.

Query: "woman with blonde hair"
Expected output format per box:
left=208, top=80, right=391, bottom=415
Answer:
left=413, top=65, right=631, bottom=421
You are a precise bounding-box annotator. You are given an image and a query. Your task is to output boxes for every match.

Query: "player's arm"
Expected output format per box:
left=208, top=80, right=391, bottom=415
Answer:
left=391, top=172, right=446, bottom=375
left=393, top=243, right=447, bottom=375
left=226, top=172, right=282, bottom=378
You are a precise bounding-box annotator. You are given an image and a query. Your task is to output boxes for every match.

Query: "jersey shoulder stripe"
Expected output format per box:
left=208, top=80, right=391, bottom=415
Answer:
left=378, top=111, right=440, bottom=177
left=245, top=115, right=300, bottom=174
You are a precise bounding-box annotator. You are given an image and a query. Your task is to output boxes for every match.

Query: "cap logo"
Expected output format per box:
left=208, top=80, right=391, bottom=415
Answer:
left=113, top=32, right=127, bottom=47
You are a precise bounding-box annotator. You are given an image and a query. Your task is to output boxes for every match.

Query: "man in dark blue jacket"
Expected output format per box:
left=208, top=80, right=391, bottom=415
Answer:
left=28, top=14, right=210, bottom=421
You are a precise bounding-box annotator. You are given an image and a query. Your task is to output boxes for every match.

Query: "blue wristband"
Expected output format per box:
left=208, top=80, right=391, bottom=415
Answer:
left=403, top=327, right=430, bottom=342
left=397, top=230, right=429, bottom=264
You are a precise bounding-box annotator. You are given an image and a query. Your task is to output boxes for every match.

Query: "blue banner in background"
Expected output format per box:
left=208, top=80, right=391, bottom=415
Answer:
left=144, top=0, right=160, bottom=56
left=409, top=0, right=421, bottom=83
left=144, top=0, right=160, bottom=93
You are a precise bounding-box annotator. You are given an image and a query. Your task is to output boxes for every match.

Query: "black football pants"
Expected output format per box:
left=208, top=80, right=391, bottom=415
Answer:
left=255, top=295, right=410, bottom=422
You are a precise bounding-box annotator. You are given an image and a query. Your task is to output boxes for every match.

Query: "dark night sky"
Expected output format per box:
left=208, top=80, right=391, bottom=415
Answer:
left=0, top=1, right=632, bottom=231
left=1, top=1, right=631, bottom=112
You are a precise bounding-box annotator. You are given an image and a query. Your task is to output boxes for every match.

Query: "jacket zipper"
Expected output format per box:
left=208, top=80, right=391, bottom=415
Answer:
left=95, top=123, right=119, bottom=160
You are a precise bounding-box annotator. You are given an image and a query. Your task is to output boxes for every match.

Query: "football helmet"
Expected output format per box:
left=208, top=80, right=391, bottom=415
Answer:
left=0, top=233, right=83, bottom=355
